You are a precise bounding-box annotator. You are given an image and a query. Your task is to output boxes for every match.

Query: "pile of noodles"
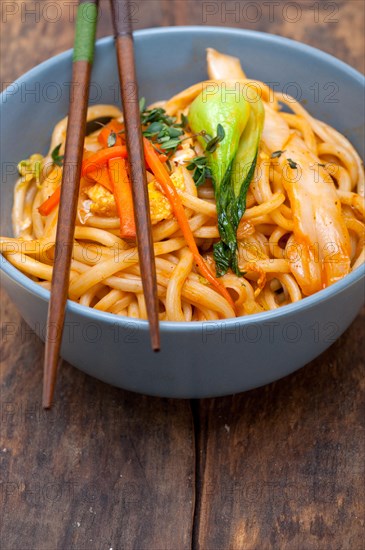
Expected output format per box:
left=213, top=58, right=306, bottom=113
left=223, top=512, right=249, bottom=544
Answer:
left=1, top=55, right=364, bottom=321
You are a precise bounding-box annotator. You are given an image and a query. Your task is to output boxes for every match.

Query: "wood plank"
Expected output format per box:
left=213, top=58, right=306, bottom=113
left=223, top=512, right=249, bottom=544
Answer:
left=192, top=1, right=365, bottom=547
left=0, top=0, right=162, bottom=88
left=193, top=310, right=365, bottom=549
left=1, top=2, right=195, bottom=547
left=2, top=1, right=363, bottom=87
left=1, top=289, right=195, bottom=549
left=1, top=2, right=364, bottom=549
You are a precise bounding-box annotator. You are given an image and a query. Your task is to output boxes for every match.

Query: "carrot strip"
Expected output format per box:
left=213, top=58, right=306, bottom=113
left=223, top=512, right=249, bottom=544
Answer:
left=38, top=170, right=113, bottom=217
left=98, top=120, right=124, bottom=148
left=86, top=164, right=114, bottom=192
left=38, top=186, right=61, bottom=216
left=82, top=146, right=128, bottom=175
left=143, top=137, right=235, bottom=311
left=39, top=147, right=128, bottom=216
left=108, top=158, right=136, bottom=239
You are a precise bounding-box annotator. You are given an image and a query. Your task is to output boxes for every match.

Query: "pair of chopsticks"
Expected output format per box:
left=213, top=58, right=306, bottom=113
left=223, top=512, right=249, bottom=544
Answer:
left=43, top=0, right=160, bottom=408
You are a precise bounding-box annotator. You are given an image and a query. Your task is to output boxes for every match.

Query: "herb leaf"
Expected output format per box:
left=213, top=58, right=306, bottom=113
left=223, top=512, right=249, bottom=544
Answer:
left=107, top=131, right=117, bottom=147
left=186, top=156, right=211, bottom=187
left=141, top=106, right=176, bottom=127
left=205, top=123, right=225, bottom=153
left=179, top=113, right=189, bottom=129
left=142, top=121, right=163, bottom=137
left=140, top=101, right=185, bottom=155
left=51, top=144, right=64, bottom=167
left=287, top=158, right=298, bottom=169
left=271, top=150, right=285, bottom=159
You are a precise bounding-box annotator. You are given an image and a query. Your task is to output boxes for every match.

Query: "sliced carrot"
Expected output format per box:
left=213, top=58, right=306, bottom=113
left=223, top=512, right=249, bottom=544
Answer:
left=38, top=186, right=61, bottom=216
left=108, top=158, right=136, bottom=239
left=81, top=146, right=128, bottom=175
left=97, top=120, right=124, bottom=148
left=143, top=137, right=236, bottom=312
left=38, top=147, right=128, bottom=216
left=86, top=164, right=113, bottom=192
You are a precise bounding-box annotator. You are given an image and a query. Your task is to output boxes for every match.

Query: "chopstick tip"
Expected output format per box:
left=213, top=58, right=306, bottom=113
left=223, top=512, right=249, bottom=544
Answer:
left=42, top=353, right=62, bottom=409
left=42, top=384, right=54, bottom=409
left=151, top=333, right=160, bottom=352
left=42, top=391, right=54, bottom=410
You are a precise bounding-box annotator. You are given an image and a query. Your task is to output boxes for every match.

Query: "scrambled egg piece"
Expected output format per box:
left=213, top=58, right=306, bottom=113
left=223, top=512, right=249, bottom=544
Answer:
left=148, top=168, right=185, bottom=224
left=84, top=167, right=185, bottom=223
left=85, top=184, right=117, bottom=217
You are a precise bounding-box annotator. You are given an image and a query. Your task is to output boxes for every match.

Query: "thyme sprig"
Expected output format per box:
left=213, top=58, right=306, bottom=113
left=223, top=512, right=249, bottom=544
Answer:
left=51, top=144, right=64, bottom=167
left=186, top=156, right=212, bottom=187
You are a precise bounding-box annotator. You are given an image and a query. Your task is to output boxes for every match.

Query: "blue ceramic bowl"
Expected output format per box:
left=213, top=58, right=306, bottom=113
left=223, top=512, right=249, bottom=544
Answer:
left=1, top=27, right=364, bottom=397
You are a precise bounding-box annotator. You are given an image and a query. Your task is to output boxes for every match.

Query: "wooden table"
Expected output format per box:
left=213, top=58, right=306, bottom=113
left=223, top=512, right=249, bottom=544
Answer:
left=1, top=2, right=364, bottom=548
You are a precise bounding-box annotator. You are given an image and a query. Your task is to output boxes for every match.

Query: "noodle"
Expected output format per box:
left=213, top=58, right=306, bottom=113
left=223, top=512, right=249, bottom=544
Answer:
left=2, top=49, right=364, bottom=321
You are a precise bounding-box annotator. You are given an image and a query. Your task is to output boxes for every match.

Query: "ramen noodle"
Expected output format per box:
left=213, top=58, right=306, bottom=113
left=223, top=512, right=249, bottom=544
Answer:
left=1, top=48, right=364, bottom=321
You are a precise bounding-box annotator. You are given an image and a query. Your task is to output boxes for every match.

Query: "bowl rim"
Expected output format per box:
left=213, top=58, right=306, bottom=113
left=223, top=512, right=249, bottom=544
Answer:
left=1, top=26, right=364, bottom=332
left=1, top=26, right=365, bottom=97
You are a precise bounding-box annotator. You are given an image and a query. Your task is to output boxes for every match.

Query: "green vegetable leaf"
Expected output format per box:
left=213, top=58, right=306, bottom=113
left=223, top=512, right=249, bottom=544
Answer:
left=188, top=91, right=250, bottom=190
left=140, top=100, right=185, bottom=155
left=188, top=88, right=264, bottom=276
left=140, top=105, right=175, bottom=127
left=213, top=241, right=232, bottom=277
left=157, top=138, right=182, bottom=151
left=143, top=121, right=163, bottom=137
left=139, top=97, right=146, bottom=112
left=51, top=144, right=64, bottom=167
left=216, top=99, right=264, bottom=275
left=231, top=99, right=265, bottom=206
left=179, top=113, right=189, bottom=129
left=287, top=158, right=298, bottom=169
left=107, top=131, right=117, bottom=147
left=17, top=153, right=44, bottom=187
left=205, top=123, right=225, bottom=153
left=271, top=150, right=285, bottom=159
left=186, top=156, right=211, bottom=187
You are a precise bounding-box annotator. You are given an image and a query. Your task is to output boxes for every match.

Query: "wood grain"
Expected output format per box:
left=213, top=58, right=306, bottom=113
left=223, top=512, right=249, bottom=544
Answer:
left=193, top=310, right=365, bottom=549
left=0, top=293, right=195, bottom=549
left=1, top=1, right=364, bottom=88
left=1, top=1, right=364, bottom=549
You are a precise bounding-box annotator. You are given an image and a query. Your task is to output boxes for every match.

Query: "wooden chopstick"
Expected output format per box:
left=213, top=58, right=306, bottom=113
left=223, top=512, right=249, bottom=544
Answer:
left=110, top=0, right=160, bottom=351
left=42, top=0, right=99, bottom=409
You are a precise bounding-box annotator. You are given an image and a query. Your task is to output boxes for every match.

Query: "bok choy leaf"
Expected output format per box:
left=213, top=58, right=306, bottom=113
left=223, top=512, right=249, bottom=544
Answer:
left=188, top=89, right=264, bottom=276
